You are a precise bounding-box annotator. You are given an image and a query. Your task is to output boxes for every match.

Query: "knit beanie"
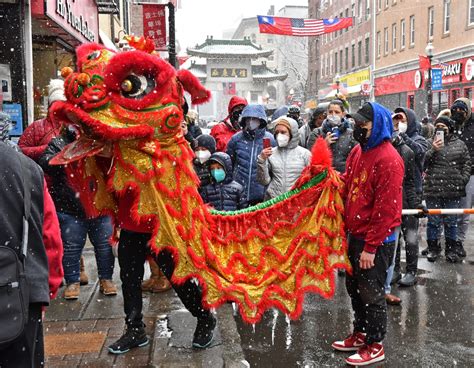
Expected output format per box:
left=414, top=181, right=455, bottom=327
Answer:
left=195, top=134, right=216, bottom=153
left=48, top=79, right=66, bottom=105
left=274, top=117, right=292, bottom=133
left=435, top=115, right=455, bottom=133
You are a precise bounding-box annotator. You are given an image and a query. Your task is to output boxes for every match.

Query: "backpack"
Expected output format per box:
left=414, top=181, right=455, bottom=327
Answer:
left=0, top=158, right=31, bottom=346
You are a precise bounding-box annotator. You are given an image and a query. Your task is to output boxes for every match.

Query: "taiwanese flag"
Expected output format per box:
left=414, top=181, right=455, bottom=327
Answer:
left=257, top=15, right=353, bottom=37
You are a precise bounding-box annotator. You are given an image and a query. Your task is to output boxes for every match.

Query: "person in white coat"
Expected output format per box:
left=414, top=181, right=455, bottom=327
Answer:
left=257, top=117, right=311, bottom=200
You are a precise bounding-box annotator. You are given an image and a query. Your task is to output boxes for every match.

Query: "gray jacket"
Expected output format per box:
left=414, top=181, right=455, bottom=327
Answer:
left=257, top=117, right=311, bottom=199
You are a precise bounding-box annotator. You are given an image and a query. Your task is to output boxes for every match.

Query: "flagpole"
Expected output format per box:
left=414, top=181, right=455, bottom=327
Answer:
left=369, top=0, right=376, bottom=102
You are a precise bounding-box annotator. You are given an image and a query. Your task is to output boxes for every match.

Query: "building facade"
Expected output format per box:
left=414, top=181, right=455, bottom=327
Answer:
left=309, top=0, right=373, bottom=112
left=374, top=0, right=474, bottom=118
left=185, top=37, right=287, bottom=121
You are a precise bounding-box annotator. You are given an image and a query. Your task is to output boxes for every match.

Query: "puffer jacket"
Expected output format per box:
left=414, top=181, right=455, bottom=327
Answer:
left=257, top=118, right=311, bottom=199
left=193, top=160, right=212, bottom=195
left=453, top=97, right=474, bottom=174
left=423, top=134, right=471, bottom=199
left=201, top=152, right=248, bottom=210
left=299, top=123, right=312, bottom=149
left=394, top=107, right=429, bottom=195
left=307, top=118, right=356, bottom=173
left=226, top=128, right=275, bottom=204
left=392, top=134, right=418, bottom=209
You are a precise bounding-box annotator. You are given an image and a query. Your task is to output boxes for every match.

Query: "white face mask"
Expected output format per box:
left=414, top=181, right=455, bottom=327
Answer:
left=195, top=150, right=211, bottom=164
left=276, top=133, right=290, bottom=147
left=398, top=122, right=408, bottom=133
left=248, top=118, right=261, bottom=131
left=327, top=114, right=341, bottom=127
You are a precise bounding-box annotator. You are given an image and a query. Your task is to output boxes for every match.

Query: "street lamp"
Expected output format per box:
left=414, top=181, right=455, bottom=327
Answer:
left=425, top=42, right=434, bottom=117
left=334, top=73, right=341, bottom=94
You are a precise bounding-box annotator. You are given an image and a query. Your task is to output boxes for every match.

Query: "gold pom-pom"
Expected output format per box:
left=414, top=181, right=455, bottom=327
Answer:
left=61, top=67, right=73, bottom=78
left=77, top=73, right=91, bottom=86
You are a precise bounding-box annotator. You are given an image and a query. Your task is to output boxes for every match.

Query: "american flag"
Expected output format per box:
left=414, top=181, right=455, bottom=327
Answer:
left=257, top=16, right=353, bottom=37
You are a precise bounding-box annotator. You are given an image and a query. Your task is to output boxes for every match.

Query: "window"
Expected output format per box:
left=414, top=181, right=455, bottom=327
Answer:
left=352, top=44, right=356, bottom=68
left=366, top=0, right=370, bottom=20
left=385, top=0, right=389, bottom=8
left=428, top=7, right=434, bottom=39
left=392, top=23, right=397, bottom=51
left=377, top=31, right=381, bottom=57
left=444, top=1, right=450, bottom=33
left=377, top=0, right=382, bottom=11
left=351, top=2, right=355, bottom=17
left=464, top=88, right=472, bottom=100
left=339, top=12, right=343, bottom=36
left=470, top=0, right=474, bottom=25
left=400, top=19, right=406, bottom=48
left=330, top=54, right=333, bottom=74
left=340, top=50, right=343, bottom=72
left=358, top=0, right=363, bottom=22
left=409, top=15, right=415, bottom=46
left=321, top=59, right=324, bottom=78
left=250, top=91, right=259, bottom=103
left=364, top=37, right=369, bottom=64
left=345, top=8, right=349, bottom=31
left=335, top=52, right=338, bottom=73
left=345, top=47, right=349, bottom=70
left=384, top=27, right=389, bottom=55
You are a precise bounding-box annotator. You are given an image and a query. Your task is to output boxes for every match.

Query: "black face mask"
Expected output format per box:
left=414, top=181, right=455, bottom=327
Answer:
left=230, top=110, right=243, bottom=128
left=451, top=111, right=466, bottom=124
left=353, top=125, right=369, bottom=145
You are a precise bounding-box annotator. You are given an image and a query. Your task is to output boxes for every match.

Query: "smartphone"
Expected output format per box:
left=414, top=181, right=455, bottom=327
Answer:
left=263, top=138, right=271, bottom=149
left=435, top=130, right=444, bottom=143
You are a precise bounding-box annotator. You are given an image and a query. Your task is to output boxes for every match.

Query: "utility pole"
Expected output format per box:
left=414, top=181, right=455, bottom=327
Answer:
left=369, top=0, right=376, bottom=102
left=167, top=1, right=177, bottom=69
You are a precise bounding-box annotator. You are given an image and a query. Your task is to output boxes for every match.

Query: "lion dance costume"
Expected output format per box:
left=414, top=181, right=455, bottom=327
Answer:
left=50, top=38, right=351, bottom=324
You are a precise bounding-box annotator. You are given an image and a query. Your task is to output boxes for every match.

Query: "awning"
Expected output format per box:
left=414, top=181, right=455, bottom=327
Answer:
left=323, top=85, right=362, bottom=100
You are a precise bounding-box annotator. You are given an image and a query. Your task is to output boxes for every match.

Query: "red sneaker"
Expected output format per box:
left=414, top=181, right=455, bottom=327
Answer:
left=331, top=332, right=366, bottom=351
left=345, top=342, right=385, bottom=366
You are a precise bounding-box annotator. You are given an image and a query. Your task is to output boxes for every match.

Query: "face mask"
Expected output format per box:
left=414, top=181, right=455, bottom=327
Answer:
left=211, top=168, right=226, bottom=183
left=353, top=125, right=369, bottom=145
left=398, top=122, right=408, bottom=134
left=326, top=115, right=341, bottom=127
left=248, top=118, right=261, bottom=131
left=196, top=150, right=211, bottom=164
left=451, top=111, right=466, bottom=124
left=276, top=133, right=290, bottom=147
left=230, top=110, right=242, bottom=128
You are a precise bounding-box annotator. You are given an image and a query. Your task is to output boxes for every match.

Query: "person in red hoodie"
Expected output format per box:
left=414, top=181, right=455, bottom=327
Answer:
left=331, top=102, right=404, bottom=366
left=211, top=96, right=247, bottom=152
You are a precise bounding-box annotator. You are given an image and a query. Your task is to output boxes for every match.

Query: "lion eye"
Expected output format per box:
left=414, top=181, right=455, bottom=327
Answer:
left=120, top=74, right=155, bottom=99
left=88, top=50, right=101, bottom=60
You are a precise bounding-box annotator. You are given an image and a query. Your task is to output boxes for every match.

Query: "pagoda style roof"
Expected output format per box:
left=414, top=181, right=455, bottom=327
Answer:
left=252, top=62, right=288, bottom=82
left=186, top=62, right=207, bottom=79
left=187, top=36, right=273, bottom=59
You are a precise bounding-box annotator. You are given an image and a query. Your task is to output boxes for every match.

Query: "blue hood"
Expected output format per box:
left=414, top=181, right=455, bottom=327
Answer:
left=365, top=102, right=393, bottom=151
left=240, top=104, right=267, bottom=123
left=209, top=151, right=233, bottom=184
left=272, top=106, right=289, bottom=121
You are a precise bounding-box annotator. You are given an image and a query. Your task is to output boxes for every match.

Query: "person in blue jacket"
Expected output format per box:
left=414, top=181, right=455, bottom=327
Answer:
left=201, top=152, right=247, bottom=211
left=226, top=104, right=275, bottom=206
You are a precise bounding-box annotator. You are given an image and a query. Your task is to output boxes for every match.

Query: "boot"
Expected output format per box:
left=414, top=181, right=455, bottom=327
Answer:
left=445, top=238, right=461, bottom=263
left=142, top=259, right=172, bottom=293
left=426, top=239, right=441, bottom=262
left=455, top=240, right=467, bottom=258
left=421, top=248, right=429, bottom=256
left=80, top=256, right=89, bottom=285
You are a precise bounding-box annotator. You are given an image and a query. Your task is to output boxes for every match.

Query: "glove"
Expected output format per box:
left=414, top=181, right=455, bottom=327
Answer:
left=415, top=203, right=428, bottom=218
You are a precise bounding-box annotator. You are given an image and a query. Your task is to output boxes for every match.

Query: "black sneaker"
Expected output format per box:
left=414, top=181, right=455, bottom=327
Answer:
left=192, top=314, right=217, bottom=349
left=108, top=326, right=149, bottom=354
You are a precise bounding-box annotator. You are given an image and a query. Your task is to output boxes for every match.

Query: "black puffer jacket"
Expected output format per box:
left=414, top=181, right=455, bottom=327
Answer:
left=193, top=160, right=212, bottom=195
left=307, top=118, right=356, bottom=173
left=201, top=152, right=248, bottom=211
left=423, top=135, right=471, bottom=199
left=392, top=134, right=418, bottom=209
left=39, top=132, right=86, bottom=218
left=454, top=98, right=474, bottom=174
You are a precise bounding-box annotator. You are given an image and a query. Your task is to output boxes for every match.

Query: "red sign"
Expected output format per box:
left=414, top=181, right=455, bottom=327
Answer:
left=32, top=0, right=99, bottom=44
left=143, top=5, right=167, bottom=51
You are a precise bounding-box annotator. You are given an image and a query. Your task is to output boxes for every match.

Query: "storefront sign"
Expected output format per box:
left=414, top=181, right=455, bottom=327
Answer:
left=143, top=4, right=167, bottom=50
left=33, top=0, right=99, bottom=44
left=431, top=69, right=443, bottom=91
left=360, top=81, right=371, bottom=94
left=465, top=58, right=473, bottom=81
left=440, top=62, right=462, bottom=84
left=2, top=103, right=23, bottom=136
left=414, top=70, right=422, bottom=89
left=0, top=64, right=12, bottom=102
left=210, top=68, right=248, bottom=78
left=339, top=68, right=370, bottom=87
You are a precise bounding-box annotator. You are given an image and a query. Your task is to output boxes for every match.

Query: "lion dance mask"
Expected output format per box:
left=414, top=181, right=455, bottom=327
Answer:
left=50, top=39, right=351, bottom=323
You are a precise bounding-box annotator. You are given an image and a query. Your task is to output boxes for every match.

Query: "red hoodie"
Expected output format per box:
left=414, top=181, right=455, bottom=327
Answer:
left=343, top=141, right=404, bottom=253
left=211, top=96, right=247, bottom=152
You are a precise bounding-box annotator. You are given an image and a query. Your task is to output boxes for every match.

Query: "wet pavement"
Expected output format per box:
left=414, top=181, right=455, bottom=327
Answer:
left=236, top=221, right=474, bottom=367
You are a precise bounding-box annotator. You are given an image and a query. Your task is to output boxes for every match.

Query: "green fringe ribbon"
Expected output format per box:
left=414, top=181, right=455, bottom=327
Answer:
left=210, top=170, right=328, bottom=216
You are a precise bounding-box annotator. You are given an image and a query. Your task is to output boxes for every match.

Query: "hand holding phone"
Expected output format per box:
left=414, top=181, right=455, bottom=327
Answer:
left=435, top=130, right=444, bottom=143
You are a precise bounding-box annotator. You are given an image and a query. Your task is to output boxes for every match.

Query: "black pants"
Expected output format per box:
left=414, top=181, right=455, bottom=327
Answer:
left=118, top=229, right=211, bottom=328
left=395, top=215, right=419, bottom=274
left=0, top=303, right=44, bottom=368
left=346, top=236, right=395, bottom=345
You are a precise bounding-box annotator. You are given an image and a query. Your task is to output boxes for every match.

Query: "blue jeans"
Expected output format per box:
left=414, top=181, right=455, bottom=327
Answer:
left=383, top=227, right=401, bottom=294
left=58, top=213, right=115, bottom=284
left=426, top=198, right=461, bottom=241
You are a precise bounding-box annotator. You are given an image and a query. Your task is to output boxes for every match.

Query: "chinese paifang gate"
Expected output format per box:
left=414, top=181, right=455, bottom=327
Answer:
left=50, top=37, right=351, bottom=324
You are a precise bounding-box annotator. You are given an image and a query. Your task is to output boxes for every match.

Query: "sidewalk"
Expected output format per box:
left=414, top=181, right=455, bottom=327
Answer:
left=44, top=249, right=249, bottom=368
